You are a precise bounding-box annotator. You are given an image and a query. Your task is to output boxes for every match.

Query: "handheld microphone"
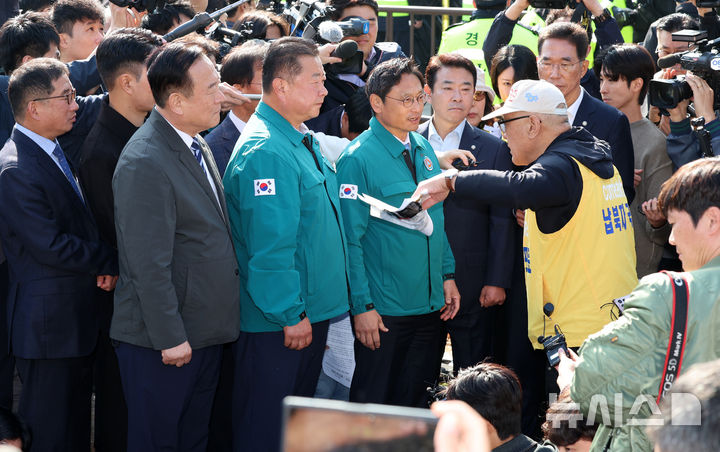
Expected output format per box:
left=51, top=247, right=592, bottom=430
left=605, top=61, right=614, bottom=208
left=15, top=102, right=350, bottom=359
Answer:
left=657, top=53, right=684, bottom=69
left=331, top=40, right=358, bottom=60
left=163, top=12, right=213, bottom=42
left=318, top=20, right=344, bottom=43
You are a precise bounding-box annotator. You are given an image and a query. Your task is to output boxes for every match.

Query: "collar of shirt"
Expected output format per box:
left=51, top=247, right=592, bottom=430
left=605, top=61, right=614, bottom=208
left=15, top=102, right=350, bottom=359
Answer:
left=255, top=101, right=306, bottom=146
left=14, top=123, right=61, bottom=165
left=227, top=110, right=246, bottom=135
left=567, top=87, right=584, bottom=126
left=427, top=119, right=465, bottom=151
left=337, top=47, right=376, bottom=87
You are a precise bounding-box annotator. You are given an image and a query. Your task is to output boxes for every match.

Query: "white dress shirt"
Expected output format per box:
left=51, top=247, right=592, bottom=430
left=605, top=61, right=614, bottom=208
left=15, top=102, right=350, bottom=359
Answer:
left=427, top=119, right=466, bottom=151
left=226, top=110, right=246, bottom=135
left=567, top=87, right=585, bottom=127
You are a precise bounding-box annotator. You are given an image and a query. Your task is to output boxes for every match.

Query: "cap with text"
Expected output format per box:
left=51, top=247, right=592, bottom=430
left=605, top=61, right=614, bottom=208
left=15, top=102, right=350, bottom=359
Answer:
left=481, top=79, right=568, bottom=121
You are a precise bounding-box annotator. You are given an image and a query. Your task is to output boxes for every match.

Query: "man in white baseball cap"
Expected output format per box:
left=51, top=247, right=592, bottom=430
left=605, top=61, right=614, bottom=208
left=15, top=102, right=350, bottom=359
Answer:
left=413, top=78, right=637, bottom=387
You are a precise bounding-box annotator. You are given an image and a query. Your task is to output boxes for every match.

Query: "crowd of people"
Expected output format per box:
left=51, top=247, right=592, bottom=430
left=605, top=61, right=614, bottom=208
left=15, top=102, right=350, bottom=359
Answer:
left=0, top=0, right=718, bottom=450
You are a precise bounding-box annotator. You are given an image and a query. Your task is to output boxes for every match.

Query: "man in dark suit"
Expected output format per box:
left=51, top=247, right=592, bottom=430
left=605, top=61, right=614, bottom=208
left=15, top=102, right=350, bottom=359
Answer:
left=77, top=28, right=162, bottom=452
left=537, top=21, right=635, bottom=204
left=112, top=42, right=240, bottom=451
left=205, top=41, right=267, bottom=177
left=0, top=58, right=117, bottom=452
left=418, top=53, right=515, bottom=372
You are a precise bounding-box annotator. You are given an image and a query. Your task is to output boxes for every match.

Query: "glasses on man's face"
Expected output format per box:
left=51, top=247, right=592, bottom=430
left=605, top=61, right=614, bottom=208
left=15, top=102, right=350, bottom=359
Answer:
left=497, top=115, right=530, bottom=133
left=537, top=60, right=581, bottom=74
left=32, top=88, right=76, bottom=105
left=385, top=92, right=428, bottom=108
left=656, top=45, right=690, bottom=58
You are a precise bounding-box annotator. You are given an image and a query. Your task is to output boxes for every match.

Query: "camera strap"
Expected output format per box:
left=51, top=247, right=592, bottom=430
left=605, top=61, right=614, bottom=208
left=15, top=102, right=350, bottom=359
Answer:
left=657, top=271, right=689, bottom=404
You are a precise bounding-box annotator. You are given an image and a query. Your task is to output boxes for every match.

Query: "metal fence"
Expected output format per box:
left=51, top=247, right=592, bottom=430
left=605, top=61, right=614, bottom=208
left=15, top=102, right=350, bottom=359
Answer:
left=379, top=5, right=475, bottom=61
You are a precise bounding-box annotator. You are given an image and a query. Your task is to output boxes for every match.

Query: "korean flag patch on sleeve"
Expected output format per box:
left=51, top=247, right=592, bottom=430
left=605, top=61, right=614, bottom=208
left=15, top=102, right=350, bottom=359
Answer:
left=339, top=184, right=358, bottom=199
left=254, top=179, right=275, bottom=196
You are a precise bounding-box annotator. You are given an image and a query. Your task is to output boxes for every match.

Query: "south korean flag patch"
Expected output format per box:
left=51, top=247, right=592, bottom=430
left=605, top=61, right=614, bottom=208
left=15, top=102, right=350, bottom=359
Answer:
left=254, top=179, right=275, bottom=196
left=339, top=184, right=358, bottom=199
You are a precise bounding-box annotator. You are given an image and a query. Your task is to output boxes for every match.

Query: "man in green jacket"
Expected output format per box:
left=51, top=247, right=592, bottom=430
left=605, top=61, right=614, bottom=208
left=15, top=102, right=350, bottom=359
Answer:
left=337, top=57, right=460, bottom=408
left=556, top=157, right=720, bottom=451
left=223, top=37, right=350, bottom=452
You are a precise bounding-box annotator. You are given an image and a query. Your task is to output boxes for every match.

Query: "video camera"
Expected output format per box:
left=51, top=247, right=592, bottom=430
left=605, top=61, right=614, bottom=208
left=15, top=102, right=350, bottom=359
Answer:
left=649, top=30, right=720, bottom=111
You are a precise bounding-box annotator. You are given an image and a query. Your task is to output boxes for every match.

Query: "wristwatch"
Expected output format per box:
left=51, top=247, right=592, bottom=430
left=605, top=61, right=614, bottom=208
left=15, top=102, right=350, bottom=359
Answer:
left=445, top=168, right=459, bottom=192
left=593, top=8, right=612, bottom=25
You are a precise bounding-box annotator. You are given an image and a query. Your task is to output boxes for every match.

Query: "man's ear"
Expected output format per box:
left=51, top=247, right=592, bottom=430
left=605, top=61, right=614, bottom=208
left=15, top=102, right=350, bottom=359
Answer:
left=424, top=84, right=432, bottom=96
left=271, top=78, right=287, bottom=99
left=369, top=93, right=383, bottom=116
left=527, top=114, right=543, bottom=138
left=166, top=91, right=184, bottom=115
left=117, top=73, right=135, bottom=96
left=580, top=56, right=590, bottom=78
left=629, top=77, right=644, bottom=94
left=704, top=206, right=720, bottom=235
left=58, top=33, right=72, bottom=53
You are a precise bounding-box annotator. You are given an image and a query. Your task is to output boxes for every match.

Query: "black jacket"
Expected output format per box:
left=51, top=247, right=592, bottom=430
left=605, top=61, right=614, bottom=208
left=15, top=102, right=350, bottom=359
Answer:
left=455, top=127, right=615, bottom=234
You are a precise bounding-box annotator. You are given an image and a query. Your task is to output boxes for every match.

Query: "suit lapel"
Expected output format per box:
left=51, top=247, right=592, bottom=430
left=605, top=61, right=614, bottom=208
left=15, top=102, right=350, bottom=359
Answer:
left=573, top=90, right=594, bottom=127
left=458, top=121, right=475, bottom=151
left=149, top=111, right=227, bottom=223
left=12, top=129, right=88, bottom=215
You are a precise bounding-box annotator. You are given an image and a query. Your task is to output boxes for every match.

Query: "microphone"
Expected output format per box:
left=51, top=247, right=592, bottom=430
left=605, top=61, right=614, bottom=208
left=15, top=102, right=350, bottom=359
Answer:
left=163, top=12, right=213, bottom=42
left=331, top=40, right=358, bottom=60
left=657, top=53, right=684, bottom=69
left=318, top=20, right=344, bottom=44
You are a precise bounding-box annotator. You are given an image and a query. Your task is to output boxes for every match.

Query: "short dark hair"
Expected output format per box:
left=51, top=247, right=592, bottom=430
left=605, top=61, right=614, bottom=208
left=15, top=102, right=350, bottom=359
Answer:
left=8, top=57, right=68, bottom=120
left=366, top=57, right=425, bottom=101
left=176, top=34, right=221, bottom=63
left=262, top=37, right=318, bottom=93
left=542, top=388, right=598, bottom=446
left=0, top=11, right=60, bottom=74
left=490, top=44, right=538, bottom=98
left=425, top=53, right=477, bottom=91
left=327, top=0, right=379, bottom=21
left=346, top=88, right=372, bottom=134
left=599, top=44, right=655, bottom=105
left=656, top=12, right=699, bottom=33
left=647, top=359, right=720, bottom=452
left=147, top=42, right=206, bottom=108
left=658, top=157, right=720, bottom=225
left=51, top=0, right=104, bottom=36
left=19, top=0, right=56, bottom=12
left=141, top=0, right=195, bottom=36
left=443, top=363, right=522, bottom=440
left=96, top=28, right=162, bottom=90
left=232, top=10, right=289, bottom=39
left=538, top=22, right=589, bottom=61
left=220, top=41, right=267, bottom=86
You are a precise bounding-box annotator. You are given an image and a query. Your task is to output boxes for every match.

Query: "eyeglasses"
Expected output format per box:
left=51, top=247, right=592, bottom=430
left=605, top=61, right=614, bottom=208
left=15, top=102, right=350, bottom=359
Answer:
left=497, top=115, right=530, bottom=133
left=32, top=88, right=76, bottom=105
left=473, top=91, right=488, bottom=102
left=537, top=60, right=582, bottom=73
left=385, top=92, right=428, bottom=108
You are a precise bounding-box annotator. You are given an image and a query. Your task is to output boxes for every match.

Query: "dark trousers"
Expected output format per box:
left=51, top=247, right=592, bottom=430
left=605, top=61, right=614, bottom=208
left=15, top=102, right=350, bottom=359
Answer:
left=350, top=311, right=443, bottom=408
left=16, top=355, right=93, bottom=452
left=0, top=261, right=13, bottom=410
left=232, top=321, right=329, bottom=452
left=446, top=305, right=505, bottom=374
left=115, top=342, right=222, bottom=452
left=93, top=328, right=127, bottom=452
left=207, top=342, right=234, bottom=452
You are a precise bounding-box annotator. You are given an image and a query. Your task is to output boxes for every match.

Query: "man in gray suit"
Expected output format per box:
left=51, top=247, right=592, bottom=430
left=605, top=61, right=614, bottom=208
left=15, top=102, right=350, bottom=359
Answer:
left=111, top=42, right=240, bottom=452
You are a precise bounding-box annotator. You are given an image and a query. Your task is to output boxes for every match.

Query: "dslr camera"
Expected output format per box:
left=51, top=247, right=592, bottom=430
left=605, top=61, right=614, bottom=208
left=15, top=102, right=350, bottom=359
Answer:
left=649, top=30, right=720, bottom=110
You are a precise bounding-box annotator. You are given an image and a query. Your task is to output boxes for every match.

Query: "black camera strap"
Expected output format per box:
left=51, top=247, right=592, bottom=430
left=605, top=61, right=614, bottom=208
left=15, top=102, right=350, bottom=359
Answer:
left=657, top=271, right=690, bottom=404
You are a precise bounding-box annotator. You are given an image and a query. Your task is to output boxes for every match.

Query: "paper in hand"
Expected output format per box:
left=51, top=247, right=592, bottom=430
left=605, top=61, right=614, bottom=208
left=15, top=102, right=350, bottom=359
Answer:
left=357, top=192, right=434, bottom=236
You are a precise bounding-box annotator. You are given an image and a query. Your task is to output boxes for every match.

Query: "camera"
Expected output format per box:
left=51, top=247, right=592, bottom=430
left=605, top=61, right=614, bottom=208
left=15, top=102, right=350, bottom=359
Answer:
left=649, top=30, right=720, bottom=110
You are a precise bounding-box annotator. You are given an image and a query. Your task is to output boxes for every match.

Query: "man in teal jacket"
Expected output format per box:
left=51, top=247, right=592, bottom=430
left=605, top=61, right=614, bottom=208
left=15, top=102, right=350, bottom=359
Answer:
left=556, top=157, right=720, bottom=452
left=337, top=57, right=460, bottom=408
left=223, top=37, right=350, bottom=452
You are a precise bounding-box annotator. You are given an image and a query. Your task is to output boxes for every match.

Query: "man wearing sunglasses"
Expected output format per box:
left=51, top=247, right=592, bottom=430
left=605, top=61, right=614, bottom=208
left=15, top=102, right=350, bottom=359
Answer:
left=337, top=57, right=459, bottom=407
left=0, top=58, right=117, bottom=452
left=414, top=79, right=637, bottom=390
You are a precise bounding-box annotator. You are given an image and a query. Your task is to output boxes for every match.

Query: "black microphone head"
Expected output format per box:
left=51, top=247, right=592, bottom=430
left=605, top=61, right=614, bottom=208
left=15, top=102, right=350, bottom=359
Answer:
left=543, top=303, right=554, bottom=318
left=657, top=53, right=683, bottom=69
left=332, top=40, right=358, bottom=60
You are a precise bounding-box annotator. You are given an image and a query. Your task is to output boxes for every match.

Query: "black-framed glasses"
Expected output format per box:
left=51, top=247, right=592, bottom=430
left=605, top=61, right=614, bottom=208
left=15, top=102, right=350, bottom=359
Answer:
left=385, top=92, right=428, bottom=108
left=497, top=115, right=530, bottom=133
left=32, top=88, right=76, bottom=105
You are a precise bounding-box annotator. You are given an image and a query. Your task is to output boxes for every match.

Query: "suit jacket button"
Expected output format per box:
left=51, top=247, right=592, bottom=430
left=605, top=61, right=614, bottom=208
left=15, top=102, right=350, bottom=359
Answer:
left=582, top=121, right=587, bottom=126
left=471, top=145, right=476, bottom=150
left=234, top=269, right=239, bottom=276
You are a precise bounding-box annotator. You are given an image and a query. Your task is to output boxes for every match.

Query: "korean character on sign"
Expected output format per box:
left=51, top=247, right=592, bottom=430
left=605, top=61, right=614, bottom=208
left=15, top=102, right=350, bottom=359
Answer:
left=625, top=203, right=633, bottom=227
left=465, top=32, right=478, bottom=46
left=603, top=207, right=614, bottom=234
left=618, top=203, right=627, bottom=230
left=523, top=246, right=531, bottom=274
left=612, top=205, right=621, bottom=231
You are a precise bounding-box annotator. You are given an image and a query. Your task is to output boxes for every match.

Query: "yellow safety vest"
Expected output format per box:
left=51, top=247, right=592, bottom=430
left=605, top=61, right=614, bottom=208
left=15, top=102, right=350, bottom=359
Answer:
left=523, top=157, right=637, bottom=350
left=378, top=0, right=409, bottom=17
